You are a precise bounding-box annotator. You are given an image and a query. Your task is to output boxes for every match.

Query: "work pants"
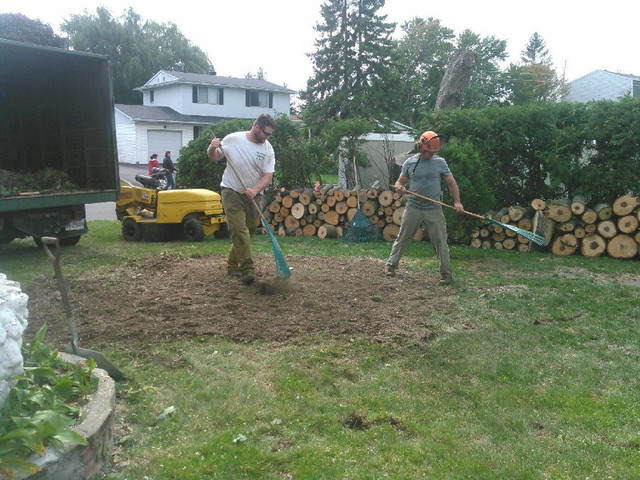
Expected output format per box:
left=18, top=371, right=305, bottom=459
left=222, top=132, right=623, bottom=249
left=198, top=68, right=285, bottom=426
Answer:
left=386, top=206, right=452, bottom=280
left=221, top=188, right=261, bottom=274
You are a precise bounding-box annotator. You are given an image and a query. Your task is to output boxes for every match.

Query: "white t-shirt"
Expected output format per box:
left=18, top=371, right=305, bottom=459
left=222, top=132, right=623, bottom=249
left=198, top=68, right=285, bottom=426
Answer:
left=221, top=132, right=275, bottom=194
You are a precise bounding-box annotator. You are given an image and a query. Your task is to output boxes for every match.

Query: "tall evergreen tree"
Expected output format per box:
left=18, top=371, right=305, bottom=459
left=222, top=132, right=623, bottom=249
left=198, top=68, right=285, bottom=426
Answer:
left=301, top=0, right=396, bottom=132
left=520, top=32, right=552, bottom=66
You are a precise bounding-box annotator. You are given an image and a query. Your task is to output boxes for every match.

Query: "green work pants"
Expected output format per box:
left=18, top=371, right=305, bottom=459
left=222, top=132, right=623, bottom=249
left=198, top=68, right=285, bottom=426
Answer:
left=386, top=206, right=453, bottom=280
left=221, top=188, right=262, bottom=274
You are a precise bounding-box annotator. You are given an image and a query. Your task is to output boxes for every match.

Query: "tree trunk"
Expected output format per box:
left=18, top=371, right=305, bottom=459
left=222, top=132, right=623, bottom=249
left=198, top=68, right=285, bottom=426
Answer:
left=612, top=194, right=639, bottom=216
left=606, top=234, right=638, bottom=259
left=580, top=234, right=606, bottom=257
left=434, top=50, right=477, bottom=110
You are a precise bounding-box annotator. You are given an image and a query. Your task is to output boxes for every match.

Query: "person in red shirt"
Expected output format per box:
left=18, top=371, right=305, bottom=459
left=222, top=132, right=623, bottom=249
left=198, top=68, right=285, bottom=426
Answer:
left=148, top=153, right=160, bottom=174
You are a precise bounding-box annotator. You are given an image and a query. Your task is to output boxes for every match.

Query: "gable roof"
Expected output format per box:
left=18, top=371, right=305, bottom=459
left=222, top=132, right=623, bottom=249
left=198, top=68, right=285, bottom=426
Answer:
left=565, top=69, right=640, bottom=102
left=139, top=70, right=297, bottom=94
left=115, top=104, right=249, bottom=125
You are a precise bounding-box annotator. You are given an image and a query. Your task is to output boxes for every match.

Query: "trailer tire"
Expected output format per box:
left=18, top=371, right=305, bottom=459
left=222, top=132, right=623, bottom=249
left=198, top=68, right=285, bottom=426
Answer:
left=122, top=219, right=142, bottom=242
left=60, top=235, right=81, bottom=247
left=183, top=217, right=204, bottom=242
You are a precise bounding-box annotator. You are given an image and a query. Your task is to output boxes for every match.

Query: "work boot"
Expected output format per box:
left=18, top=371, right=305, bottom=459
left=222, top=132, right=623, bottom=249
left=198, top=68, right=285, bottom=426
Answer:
left=384, top=265, right=395, bottom=277
left=436, top=277, right=453, bottom=286
left=227, top=269, right=241, bottom=277
left=241, top=271, right=255, bottom=285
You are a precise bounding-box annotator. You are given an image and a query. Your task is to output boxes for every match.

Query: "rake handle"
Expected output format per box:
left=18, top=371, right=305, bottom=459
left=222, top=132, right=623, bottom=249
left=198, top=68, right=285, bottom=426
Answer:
left=403, top=189, right=485, bottom=220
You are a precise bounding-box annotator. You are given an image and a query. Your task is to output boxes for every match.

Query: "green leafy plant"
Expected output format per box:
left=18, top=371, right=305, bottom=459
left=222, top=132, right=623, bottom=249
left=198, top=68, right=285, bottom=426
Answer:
left=0, top=325, right=97, bottom=479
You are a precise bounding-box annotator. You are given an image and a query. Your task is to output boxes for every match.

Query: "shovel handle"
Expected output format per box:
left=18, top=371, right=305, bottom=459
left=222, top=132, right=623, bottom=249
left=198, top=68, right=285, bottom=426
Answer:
left=403, top=189, right=485, bottom=221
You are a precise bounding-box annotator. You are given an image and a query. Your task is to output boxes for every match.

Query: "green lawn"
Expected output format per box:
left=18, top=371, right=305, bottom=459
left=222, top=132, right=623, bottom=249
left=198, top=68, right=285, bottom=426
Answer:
left=1, top=221, right=638, bottom=479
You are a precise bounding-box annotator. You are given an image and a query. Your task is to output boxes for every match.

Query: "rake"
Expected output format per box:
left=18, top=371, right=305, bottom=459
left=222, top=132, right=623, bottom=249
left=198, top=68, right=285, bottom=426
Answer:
left=219, top=147, right=291, bottom=279
left=342, top=154, right=381, bottom=242
left=404, top=189, right=546, bottom=246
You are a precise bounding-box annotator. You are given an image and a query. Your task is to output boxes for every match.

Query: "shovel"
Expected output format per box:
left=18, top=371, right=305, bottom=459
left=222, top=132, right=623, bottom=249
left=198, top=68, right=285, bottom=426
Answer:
left=41, top=237, right=124, bottom=380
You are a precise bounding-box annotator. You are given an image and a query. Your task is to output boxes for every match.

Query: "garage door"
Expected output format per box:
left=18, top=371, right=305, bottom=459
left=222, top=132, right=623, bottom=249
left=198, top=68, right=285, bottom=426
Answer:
left=147, top=130, right=183, bottom=162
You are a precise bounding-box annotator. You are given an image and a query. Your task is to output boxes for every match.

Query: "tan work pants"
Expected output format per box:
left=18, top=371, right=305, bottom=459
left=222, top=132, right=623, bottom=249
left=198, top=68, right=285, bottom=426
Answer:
left=221, top=188, right=261, bottom=274
left=385, top=206, right=453, bottom=280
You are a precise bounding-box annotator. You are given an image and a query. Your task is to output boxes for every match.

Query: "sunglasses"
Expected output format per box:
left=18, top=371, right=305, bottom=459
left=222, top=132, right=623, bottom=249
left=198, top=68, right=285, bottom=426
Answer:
left=260, top=127, right=273, bottom=137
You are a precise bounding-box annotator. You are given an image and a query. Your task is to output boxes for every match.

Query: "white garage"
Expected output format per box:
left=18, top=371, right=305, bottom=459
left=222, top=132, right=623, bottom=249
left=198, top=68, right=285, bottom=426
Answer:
left=147, top=130, right=183, bottom=162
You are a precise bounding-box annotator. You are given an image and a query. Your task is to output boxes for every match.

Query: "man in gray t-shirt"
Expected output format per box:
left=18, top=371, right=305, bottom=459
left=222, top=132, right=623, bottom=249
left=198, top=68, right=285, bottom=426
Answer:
left=385, top=131, right=463, bottom=285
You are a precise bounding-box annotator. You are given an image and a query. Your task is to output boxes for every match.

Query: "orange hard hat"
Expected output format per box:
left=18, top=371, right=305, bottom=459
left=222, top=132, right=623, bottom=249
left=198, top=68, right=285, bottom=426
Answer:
left=418, top=131, right=441, bottom=152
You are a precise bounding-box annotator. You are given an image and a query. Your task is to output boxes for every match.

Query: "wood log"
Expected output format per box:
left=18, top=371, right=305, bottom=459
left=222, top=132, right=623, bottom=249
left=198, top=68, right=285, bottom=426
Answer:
left=517, top=243, right=530, bottom=253
left=494, top=242, right=503, bottom=250
left=268, top=201, right=281, bottom=213
left=580, top=234, right=606, bottom=257
left=291, top=203, right=306, bottom=220
left=320, top=203, right=330, bottom=213
left=274, top=212, right=285, bottom=223
left=606, top=234, right=638, bottom=259
left=366, top=187, right=380, bottom=199
left=517, top=235, right=530, bottom=244
left=308, top=203, right=318, bottom=215
left=335, top=201, right=348, bottom=215
left=635, top=231, right=640, bottom=244
left=302, top=223, right=317, bottom=237
left=481, top=240, right=492, bottom=249
left=517, top=217, right=532, bottom=231
left=281, top=196, right=294, bottom=209
left=593, top=203, right=613, bottom=220
left=531, top=198, right=547, bottom=211
left=617, top=214, right=639, bottom=234
left=333, top=188, right=345, bottom=202
left=325, top=196, right=337, bottom=207
left=557, top=218, right=578, bottom=232
left=382, top=224, right=400, bottom=242
left=596, top=220, right=617, bottom=239
left=346, top=195, right=359, bottom=208
left=551, top=233, right=579, bottom=256
left=413, top=228, right=424, bottom=241
left=584, top=224, right=597, bottom=233
left=479, top=227, right=490, bottom=238
left=289, top=188, right=302, bottom=199
left=581, top=208, right=597, bottom=225
left=347, top=208, right=358, bottom=222
left=492, top=231, right=506, bottom=242
left=392, top=206, right=404, bottom=225
left=471, top=227, right=480, bottom=238
left=545, top=199, right=572, bottom=222
left=503, top=238, right=516, bottom=250
left=361, top=201, right=378, bottom=217
left=299, top=189, right=315, bottom=205
left=496, top=207, right=510, bottom=223
left=378, top=190, right=394, bottom=207
left=470, top=238, right=482, bottom=248
left=279, top=207, right=290, bottom=218
left=324, top=210, right=340, bottom=226
left=284, top=216, right=300, bottom=230
left=504, top=226, right=517, bottom=238
left=570, top=195, right=587, bottom=215
left=320, top=184, right=334, bottom=195
left=313, top=219, right=322, bottom=228
left=317, top=224, right=339, bottom=239
left=508, top=206, right=528, bottom=222
left=612, top=194, right=640, bottom=216
left=574, top=226, right=586, bottom=239
left=277, top=224, right=286, bottom=237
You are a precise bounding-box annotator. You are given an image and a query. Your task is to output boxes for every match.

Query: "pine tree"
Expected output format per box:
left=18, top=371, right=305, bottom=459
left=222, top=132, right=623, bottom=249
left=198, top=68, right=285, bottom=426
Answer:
left=301, top=0, right=396, bottom=132
left=520, top=32, right=552, bottom=66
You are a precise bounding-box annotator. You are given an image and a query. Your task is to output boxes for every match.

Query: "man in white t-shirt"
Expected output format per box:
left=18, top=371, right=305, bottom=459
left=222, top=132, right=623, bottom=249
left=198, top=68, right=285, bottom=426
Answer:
left=207, top=114, right=276, bottom=284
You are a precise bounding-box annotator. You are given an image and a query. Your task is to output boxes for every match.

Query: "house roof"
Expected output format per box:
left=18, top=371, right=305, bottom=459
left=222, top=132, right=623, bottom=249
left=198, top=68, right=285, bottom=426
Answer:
left=115, top=104, right=246, bottom=125
left=139, top=70, right=297, bottom=94
left=565, top=69, right=640, bottom=102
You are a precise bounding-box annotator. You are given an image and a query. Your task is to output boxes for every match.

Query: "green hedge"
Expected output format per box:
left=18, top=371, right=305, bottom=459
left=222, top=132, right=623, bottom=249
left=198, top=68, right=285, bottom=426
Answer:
left=418, top=98, right=640, bottom=208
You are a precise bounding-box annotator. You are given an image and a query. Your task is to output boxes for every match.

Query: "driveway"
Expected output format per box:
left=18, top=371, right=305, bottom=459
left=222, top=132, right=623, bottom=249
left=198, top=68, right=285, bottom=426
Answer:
left=85, top=163, right=147, bottom=221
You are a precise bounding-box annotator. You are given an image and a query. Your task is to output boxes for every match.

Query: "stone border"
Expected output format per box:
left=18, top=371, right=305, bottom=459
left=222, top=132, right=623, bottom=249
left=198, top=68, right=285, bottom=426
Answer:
left=21, top=352, right=116, bottom=480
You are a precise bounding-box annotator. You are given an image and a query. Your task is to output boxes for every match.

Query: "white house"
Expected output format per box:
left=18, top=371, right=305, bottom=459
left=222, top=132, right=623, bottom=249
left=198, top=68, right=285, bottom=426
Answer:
left=564, top=70, right=640, bottom=103
left=115, top=70, right=296, bottom=164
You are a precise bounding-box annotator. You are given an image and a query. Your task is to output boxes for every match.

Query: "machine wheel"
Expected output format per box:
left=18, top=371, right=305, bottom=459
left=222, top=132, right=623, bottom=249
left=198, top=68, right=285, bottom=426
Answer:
left=60, top=235, right=81, bottom=247
left=122, top=219, right=143, bottom=242
left=213, top=222, right=229, bottom=239
left=183, top=217, right=204, bottom=242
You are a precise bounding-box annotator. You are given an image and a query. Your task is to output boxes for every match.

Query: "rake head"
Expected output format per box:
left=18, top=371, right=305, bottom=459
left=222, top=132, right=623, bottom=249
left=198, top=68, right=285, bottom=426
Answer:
left=341, top=210, right=381, bottom=243
left=484, top=216, right=546, bottom=246
left=262, top=218, right=291, bottom=279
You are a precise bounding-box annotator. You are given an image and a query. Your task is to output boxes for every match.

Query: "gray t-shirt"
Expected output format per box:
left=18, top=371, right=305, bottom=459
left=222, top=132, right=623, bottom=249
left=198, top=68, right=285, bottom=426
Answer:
left=401, top=154, right=452, bottom=210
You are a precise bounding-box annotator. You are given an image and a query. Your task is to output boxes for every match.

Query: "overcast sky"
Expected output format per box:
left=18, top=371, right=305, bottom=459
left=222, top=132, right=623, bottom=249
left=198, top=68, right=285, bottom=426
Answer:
left=4, top=0, right=639, bottom=92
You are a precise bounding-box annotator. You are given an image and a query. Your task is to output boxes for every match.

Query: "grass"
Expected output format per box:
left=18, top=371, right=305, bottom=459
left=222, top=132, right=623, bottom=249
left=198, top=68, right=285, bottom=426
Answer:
left=1, top=221, right=639, bottom=479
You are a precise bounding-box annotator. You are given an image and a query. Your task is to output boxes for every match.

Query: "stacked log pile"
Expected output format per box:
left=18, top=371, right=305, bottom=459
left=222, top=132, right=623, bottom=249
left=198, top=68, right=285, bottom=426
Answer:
left=470, top=194, right=639, bottom=259
left=469, top=205, right=536, bottom=253
left=262, top=185, right=419, bottom=241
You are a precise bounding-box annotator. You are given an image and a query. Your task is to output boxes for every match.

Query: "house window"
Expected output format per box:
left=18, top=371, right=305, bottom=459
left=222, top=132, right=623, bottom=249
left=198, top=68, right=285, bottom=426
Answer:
left=192, top=86, right=224, bottom=105
left=245, top=90, right=273, bottom=108
left=149, top=90, right=154, bottom=103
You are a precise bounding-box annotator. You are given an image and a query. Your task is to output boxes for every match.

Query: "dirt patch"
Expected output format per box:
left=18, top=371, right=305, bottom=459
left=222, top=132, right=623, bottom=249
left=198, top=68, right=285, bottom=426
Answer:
left=25, top=254, right=455, bottom=350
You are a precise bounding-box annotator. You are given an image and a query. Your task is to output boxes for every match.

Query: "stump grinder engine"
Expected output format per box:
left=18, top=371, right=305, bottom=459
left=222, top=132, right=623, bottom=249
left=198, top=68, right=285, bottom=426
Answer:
left=115, top=171, right=227, bottom=242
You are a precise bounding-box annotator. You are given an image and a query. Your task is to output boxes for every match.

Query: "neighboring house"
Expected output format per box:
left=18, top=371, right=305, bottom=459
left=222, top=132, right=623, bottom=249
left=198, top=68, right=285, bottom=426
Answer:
left=115, top=70, right=296, bottom=164
left=564, top=70, right=640, bottom=102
